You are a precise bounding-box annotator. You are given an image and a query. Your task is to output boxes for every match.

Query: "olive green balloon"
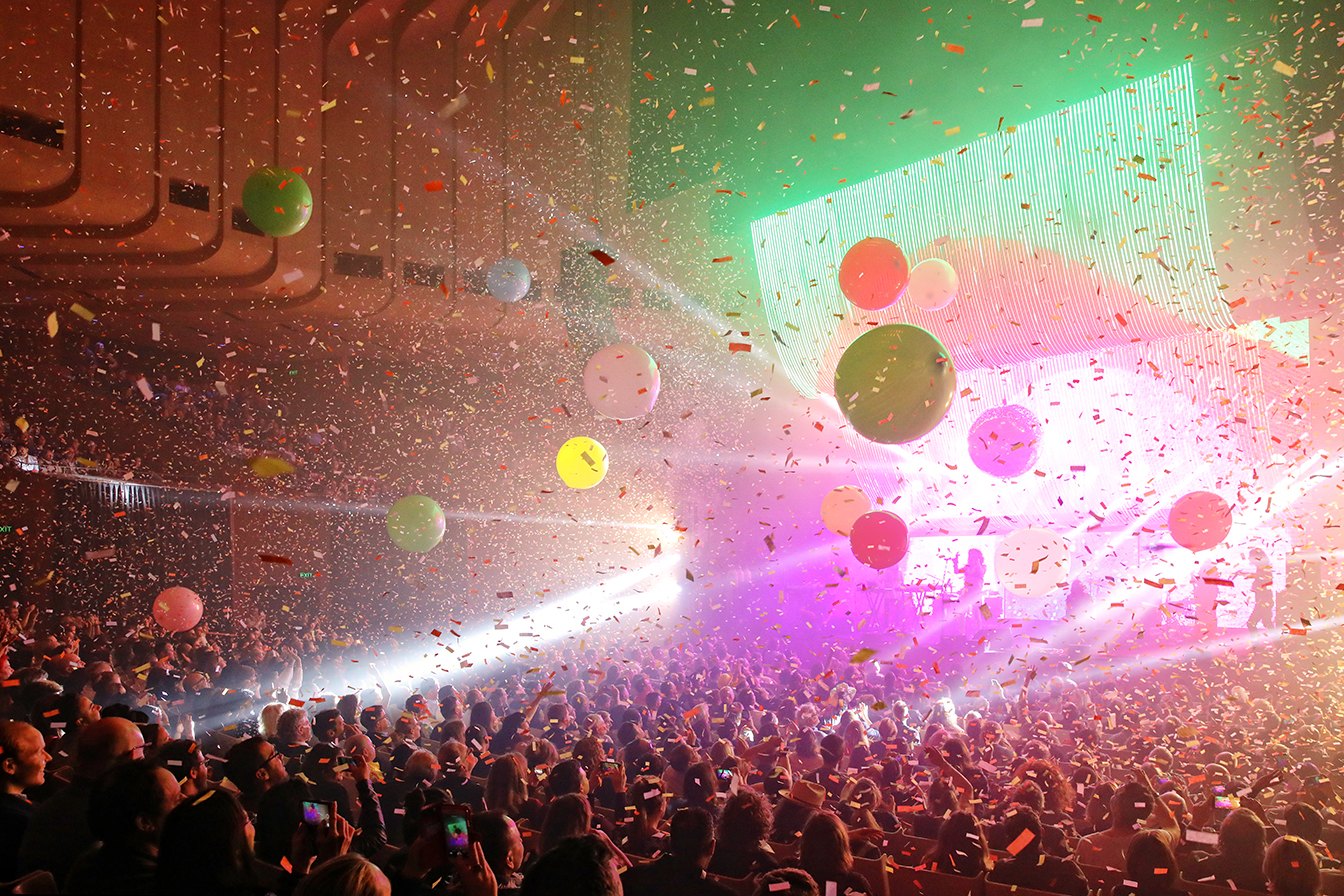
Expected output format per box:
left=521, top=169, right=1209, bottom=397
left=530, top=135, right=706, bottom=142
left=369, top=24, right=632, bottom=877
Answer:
left=241, top=165, right=313, bottom=237
left=386, top=495, right=446, bottom=553
left=834, top=323, right=956, bottom=444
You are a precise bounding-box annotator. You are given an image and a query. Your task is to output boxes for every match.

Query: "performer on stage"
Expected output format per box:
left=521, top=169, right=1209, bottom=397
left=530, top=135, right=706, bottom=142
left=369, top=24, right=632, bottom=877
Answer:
left=1242, top=548, right=1276, bottom=631
left=1064, top=578, right=1092, bottom=621
left=1191, top=563, right=1223, bottom=635
left=954, top=549, right=988, bottom=638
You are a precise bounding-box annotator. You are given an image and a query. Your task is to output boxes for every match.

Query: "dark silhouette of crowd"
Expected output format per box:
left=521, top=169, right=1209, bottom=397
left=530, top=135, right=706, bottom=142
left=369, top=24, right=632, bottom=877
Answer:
left=2, top=596, right=1342, bottom=896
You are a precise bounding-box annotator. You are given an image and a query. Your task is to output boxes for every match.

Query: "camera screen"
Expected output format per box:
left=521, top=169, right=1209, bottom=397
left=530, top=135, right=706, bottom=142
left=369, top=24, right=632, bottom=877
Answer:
left=302, top=801, right=331, bottom=826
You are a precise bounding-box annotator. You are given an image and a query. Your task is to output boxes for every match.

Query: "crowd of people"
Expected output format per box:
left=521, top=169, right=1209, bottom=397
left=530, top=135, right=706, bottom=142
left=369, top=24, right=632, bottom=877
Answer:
left=2, top=596, right=1342, bottom=896
left=0, top=334, right=388, bottom=502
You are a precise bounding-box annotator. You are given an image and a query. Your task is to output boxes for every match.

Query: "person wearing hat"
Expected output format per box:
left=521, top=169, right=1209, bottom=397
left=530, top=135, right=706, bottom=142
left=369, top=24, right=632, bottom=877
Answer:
left=771, top=779, right=825, bottom=842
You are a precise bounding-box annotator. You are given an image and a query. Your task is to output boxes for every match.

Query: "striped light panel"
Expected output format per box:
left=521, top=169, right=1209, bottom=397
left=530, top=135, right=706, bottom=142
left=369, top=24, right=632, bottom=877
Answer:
left=750, top=62, right=1232, bottom=399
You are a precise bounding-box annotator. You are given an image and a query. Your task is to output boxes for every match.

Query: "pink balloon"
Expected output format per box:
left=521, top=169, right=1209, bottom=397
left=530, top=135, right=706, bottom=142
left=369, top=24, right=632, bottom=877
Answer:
left=968, top=405, right=1042, bottom=478
left=153, top=586, right=203, bottom=633
left=839, top=238, right=909, bottom=310
left=1169, top=491, right=1233, bottom=552
left=849, top=510, right=909, bottom=570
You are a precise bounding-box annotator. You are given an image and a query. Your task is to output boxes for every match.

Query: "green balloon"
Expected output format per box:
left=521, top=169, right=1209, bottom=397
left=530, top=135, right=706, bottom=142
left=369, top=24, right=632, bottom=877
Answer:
left=834, top=323, right=956, bottom=444
left=387, top=495, right=446, bottom=553
left=241, top=165, right=313, bottom=237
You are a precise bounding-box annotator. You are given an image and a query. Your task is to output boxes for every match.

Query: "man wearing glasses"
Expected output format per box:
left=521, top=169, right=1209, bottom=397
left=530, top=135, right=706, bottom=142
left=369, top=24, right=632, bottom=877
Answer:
left=222, top=736, right=289, bottom=817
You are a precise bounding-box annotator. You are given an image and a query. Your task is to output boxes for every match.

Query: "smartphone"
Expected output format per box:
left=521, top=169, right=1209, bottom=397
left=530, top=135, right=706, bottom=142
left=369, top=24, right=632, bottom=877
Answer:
left=601, top=759, right=621, bottom=774
left=302, top=800, right=335, bottom=826
left=419, top=803, right=473, bottom=867
left=715, top=767, right=733, bottom=788
left=1214, top=795, right=1240, bottom=810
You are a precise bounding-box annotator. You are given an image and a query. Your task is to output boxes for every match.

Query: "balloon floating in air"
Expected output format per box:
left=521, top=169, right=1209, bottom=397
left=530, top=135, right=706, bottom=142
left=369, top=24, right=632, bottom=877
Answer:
left=849, top=511, right=909, bottom=570
left=906, top=258, right=958, bottom=311
left=241, top=165, right=313, bottom=237
left=968, top=405, right=1042, bottom=479
left=1169, top=491, right=1233, bottom=552
left=153, top=587, right=204, bottom=633
left=387, top=495, right=446, bottom=553
left=839, top=237, right=909, bottom=310
left=557, top=437, right=608, bottom=489
left=996, top=528, right=1069, bottom=598
left=486, top=257, right=532, bottom=303
left=584, top=344, right=660, bottom=419
left=821, top=486, right=871, bottom=537
left=834, top=323, right=956, bottom=444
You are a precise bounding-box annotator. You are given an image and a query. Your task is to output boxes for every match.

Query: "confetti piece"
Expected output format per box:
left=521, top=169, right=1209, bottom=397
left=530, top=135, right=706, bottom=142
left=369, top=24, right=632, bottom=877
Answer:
left=850, top=647, right=877, bottom=663
left=1272, top=60, right=1296, bottom=76
left=248, top=456, right=295, bottom=478
left=1022, top=18, right=1043, bottom=27
left=258, top=554, right=293, bottom=565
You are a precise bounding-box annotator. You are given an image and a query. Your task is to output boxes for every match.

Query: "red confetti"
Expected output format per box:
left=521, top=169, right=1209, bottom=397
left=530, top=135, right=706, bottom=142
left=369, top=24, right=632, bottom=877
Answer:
left=424, top=180, right=444, bottom=192
left=728, top=343, right=752, bottom=354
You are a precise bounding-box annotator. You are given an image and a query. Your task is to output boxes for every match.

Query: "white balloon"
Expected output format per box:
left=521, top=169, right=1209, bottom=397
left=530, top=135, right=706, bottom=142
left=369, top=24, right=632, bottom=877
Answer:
left=905, top=258, right=958, bottom=311
left=995, top=527, right=1069, bottom=599
left=486, top=257, right=531, bottom=303
left=821, top=486, right=871, bottom=537
left=583, top=344, right=660, bottom=419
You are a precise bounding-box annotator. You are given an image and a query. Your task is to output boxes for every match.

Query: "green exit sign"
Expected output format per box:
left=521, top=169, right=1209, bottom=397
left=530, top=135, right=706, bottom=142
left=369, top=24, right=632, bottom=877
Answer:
left=299, top=572, right=314, bottom=578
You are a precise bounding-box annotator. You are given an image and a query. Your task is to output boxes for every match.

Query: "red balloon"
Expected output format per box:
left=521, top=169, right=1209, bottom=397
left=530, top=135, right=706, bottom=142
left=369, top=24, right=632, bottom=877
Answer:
left=1169, top=491, right=1233, bottom=552
left=153, top=586, right=204, bottom=632
left=849, top=510, right=909, bottom=569
left=839, top=238, right=909, bottom=310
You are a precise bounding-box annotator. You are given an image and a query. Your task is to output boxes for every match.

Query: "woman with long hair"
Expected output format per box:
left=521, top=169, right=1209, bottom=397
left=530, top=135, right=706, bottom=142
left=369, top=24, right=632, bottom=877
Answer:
left=156, top=790, right=269, bottom=896
left=470, top=701, right=498, bottom=735
left=841, top=718, right=871, bottom=772
left=1113, top=832, right=1187, bottom=896
left=539, top=792, right=592, bottom=856
left=485, top=751, right=530, bottom=819
left=710, top=789, right=778, bottom=878
left=1265, top=836, right=1321, bottom=896
left=923, top=811, right=989, bottom=877
left=677, top=761, right=722, bottom=820
left=793, top=728, right=824, bottom=775
left=615, top=775, right=667, bottom=858
left=799, top=812, right=869, bottom=895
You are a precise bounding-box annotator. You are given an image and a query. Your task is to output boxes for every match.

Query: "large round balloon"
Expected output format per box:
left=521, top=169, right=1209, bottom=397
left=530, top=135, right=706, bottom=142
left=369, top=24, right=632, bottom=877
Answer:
left=486, top=257, right=531, bottom=303
left=387, top=495, right=447, bottom=553
left=241, top=165, right=313, bottom=237
left=839, top=238, right=909, bottom=310
left=153, top=587, right=203, bottom=633
left=583, top=344, right=660, bottom=419
left=834, top=324, right=956, bottom=444
left=906, top=258, right=958, bottom=311
left=821, top=486, right=871, bottom=537
left=995, top=528, right=1070, bottom=598
left=557, top=437, right=608, bottom=489
left=849, top=511, right=909, bottom=569
left=968, top=405, right=1042, bottom=478
left=1169, top=491, right=1233, bottom=552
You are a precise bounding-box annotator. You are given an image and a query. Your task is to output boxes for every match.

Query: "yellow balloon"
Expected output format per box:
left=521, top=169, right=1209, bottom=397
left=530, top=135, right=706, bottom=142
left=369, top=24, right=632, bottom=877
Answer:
left=556, top=437, right=608, bottom=489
